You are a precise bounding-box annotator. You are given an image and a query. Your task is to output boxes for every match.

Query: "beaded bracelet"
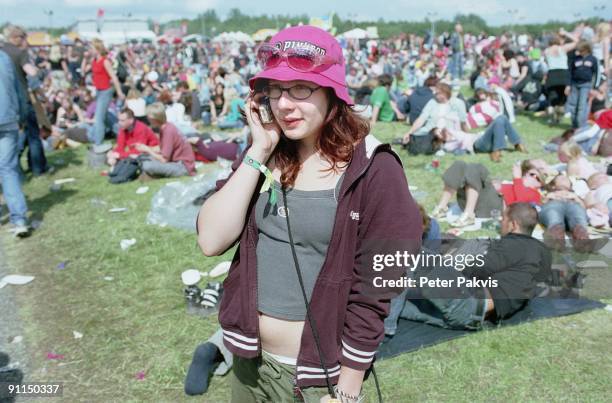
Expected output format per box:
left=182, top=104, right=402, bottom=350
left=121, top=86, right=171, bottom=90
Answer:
left=242, top=154, right=277, bottom=206
left=333, top=385, right=365, bottom=403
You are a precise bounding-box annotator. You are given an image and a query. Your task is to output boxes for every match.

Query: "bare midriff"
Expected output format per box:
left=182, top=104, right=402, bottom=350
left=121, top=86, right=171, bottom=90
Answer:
left=259, top=313, right=305, bottom=358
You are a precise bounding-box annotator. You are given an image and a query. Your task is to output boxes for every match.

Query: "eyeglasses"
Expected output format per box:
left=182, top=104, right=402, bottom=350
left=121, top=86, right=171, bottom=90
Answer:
left=257, top=44, right=342, bottom=73
left=262, top=84, right=322, bottom=100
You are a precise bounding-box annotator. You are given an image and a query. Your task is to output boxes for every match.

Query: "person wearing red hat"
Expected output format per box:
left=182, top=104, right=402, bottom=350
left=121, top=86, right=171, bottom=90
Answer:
left=196, top=25, right=422, bottom=402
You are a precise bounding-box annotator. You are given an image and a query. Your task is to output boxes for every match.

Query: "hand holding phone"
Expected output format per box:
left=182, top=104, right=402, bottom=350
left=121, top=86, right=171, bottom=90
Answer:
left=246, top=92, right=281, bottom=156
left=257, top=96, right=274, bottom=124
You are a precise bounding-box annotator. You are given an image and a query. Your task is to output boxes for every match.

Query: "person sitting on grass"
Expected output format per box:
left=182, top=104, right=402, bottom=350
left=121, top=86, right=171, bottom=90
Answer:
left=401, top=82, right=468, bottom=155
left=385, top=202, right=552, bottom=333
left=370, top=74, right=405, bottom=125
left=431, top=160, right=543, bottom=227
left=434, top=114, right=527, bottom=161
left=106, top=108, right=159, bottom=169
left=214, top=87, right=246, bottom=130
left=135, top=102, right=195, bottom=178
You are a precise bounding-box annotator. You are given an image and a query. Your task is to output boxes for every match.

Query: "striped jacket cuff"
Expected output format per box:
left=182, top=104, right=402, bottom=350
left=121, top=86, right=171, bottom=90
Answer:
left=340, top=339, right=377, bottom=370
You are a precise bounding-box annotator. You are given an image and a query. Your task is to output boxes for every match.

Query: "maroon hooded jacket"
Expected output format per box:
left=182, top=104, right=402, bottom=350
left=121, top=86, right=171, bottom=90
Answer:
left=211, top=135, right=422, bottom=388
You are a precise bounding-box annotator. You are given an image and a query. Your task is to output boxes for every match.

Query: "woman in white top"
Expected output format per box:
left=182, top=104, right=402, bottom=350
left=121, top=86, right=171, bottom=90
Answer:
left=592, top=22, right=610, bottom=88
left=544, top=29, right=578, bottom=123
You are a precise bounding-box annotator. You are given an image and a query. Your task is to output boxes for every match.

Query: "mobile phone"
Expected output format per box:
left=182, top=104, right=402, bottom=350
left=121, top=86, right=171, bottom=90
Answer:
left=258, top=96, right=274, bottom=124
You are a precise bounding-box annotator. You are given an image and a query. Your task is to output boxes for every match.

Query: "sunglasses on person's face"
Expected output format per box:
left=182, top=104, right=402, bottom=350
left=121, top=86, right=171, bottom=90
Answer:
left=527, top=171, right=542, bottom=183
left=256, top=44, right=342, bottom=72
left=262, top=84, right=322, bottom=100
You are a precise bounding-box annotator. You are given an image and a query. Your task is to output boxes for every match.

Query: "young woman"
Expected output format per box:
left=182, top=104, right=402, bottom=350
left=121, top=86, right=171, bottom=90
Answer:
left=197, top=26, right=422, bottom=402
left=83, top=39, right=125, bottom=145
left=543, top=30, right=577, bottom=124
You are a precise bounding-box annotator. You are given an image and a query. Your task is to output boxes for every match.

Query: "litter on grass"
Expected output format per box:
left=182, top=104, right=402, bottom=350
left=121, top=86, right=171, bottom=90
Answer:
left=136, top=186, right=149, bottom=194
left=73, top=331, right=83, bottom=339
left=148, top=162, right=232, bottom=232
left=209, top=261, right=231, bottom=278
left=109, top=207, right=128, bottom=213
left=54, top=178, right=76, bottom=185
left=9, top=335, right=23, bottom=344
left=46, top=353, right=64, bottom=360
left=56, top=262, right=68, bottom=270
left=120, top=239, right=136, bottom=250
left=0, top=274, right=35, bottom=289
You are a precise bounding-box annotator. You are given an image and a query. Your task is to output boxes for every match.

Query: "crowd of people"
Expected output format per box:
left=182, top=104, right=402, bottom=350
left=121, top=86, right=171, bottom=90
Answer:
left=0, top=18, right=610, bottom=401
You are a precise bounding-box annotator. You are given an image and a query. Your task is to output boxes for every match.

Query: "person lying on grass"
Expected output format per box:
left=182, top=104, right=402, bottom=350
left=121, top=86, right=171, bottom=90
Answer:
left=431, top=160, right=543, bottom=228
left=539, top=173, right=595, bottom=252
left=385, top=202, right=552, bottom=334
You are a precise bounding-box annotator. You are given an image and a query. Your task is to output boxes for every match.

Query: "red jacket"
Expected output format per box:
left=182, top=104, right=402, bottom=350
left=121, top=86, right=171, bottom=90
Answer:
left=113, top=120, right=159, bottom=159
left=210, top=135, right=422, bottom=388
left=500, top=178, right=541, bottom=206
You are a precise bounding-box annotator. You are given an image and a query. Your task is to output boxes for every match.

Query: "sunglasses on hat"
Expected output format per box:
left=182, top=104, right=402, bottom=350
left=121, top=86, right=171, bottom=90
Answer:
left=257, top=43, right=343, bottom=73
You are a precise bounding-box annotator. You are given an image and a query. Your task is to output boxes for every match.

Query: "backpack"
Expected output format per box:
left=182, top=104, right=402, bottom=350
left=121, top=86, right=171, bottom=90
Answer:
left=109, top=158, right=141, bottom=184
left=117, top=61, right=129, bottom=83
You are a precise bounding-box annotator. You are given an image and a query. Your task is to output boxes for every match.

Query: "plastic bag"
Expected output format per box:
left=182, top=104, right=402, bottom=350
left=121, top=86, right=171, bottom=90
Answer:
left=147, top=159, right=232, bottom=232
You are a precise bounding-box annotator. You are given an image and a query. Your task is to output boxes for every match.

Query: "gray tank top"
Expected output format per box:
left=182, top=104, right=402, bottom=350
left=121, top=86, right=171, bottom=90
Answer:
left=255, top=174, right=344, bottom=321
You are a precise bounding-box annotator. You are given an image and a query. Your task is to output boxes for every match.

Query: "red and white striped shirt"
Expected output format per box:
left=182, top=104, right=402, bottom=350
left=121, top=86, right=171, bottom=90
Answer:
left=466, top=100, right=501, bottom=129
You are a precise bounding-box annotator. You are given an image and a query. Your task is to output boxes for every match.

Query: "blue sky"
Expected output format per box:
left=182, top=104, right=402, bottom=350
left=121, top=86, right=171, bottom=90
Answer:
left=1, top=0, right=609, bottom=28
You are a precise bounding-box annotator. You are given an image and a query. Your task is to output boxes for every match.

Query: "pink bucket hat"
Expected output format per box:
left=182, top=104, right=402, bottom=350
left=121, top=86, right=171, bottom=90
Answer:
left=249, top=25, right=353, bottom=105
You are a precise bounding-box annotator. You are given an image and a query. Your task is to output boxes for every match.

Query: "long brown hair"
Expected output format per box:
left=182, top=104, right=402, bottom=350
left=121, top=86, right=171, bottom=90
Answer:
left=272, top=88, right=370, bottom=187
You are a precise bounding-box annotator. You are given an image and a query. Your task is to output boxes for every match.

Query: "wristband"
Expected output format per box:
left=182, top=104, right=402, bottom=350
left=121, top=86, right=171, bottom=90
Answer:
left=243, top=154, right=277, bottom=206
left=333, top=385, right=365, bottom=403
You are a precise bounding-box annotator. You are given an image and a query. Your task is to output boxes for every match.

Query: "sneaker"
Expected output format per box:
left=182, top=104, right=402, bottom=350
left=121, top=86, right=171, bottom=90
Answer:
left=185, top=282, right=223, bottom=317
left=489, top=150, right=502, bottom=162
left=431, top=205, right=448, bottom=220
left=451, top=213, right=476, bottom=228
left=138, top=172, right=154, bottom=182
left=199, top=282, right=222, bottom=311
left=514, top=143, right=528, bottom=153
left=12, top=223, right=31, bottom=238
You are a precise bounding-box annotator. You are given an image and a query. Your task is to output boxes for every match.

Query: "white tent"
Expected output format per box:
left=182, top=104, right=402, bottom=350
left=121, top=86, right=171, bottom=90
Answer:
left=212, top=31, right=254, bottom=45
left=183, top=34, right=204, bottom=43
left=75, top=19, right=155, bottom=45
left=252, top=28, right=277, bottom=42
left=338, top=28, right=368, bottom=40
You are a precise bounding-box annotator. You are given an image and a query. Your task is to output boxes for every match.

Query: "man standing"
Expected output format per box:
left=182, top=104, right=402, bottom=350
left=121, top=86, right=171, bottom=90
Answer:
left=450, top=23, right=465, bottom=81
left=0, top=49, right=30, bottom=237
left=1, top=25, right=48, bottom=176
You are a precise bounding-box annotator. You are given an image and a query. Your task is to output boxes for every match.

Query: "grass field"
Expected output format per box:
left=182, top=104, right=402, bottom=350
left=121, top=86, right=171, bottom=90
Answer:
left=2, top=112, right=611, bottom=402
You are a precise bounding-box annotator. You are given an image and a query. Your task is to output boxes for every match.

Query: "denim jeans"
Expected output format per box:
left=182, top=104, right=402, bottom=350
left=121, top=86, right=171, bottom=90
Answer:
left=18, top=102, right=48, bottom=175
left=217, top=119, right=244, bottom=130
left=451, top=52, right=464, bottom=80
left=141, top=159, right=188, bottom=177
left=0, top=126, right=28, bottom=225
left=473, top=115, right=522, bottom=153
left=539, top=200, right=588, bottom=230
left=566, top=82, right=592, bottom=129
left=92, top=87, right=114, bottom=145
left=201, top=111, right=212, bottom=126
left=384, top=287, right=409, bottom=336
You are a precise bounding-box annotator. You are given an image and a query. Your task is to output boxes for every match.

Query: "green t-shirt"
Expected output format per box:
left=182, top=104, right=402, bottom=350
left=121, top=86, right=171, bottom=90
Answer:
left=370, top=86, right=395, bottom=122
